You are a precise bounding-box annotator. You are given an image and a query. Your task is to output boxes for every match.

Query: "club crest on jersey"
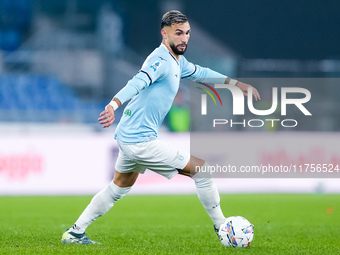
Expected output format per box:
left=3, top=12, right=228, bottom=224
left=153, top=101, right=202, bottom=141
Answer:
left=150, top=61, right=161, bottom=72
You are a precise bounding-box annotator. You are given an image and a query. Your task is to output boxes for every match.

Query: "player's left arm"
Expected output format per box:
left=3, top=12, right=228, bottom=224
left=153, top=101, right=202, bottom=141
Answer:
left=181, top=57, right=260, bottom=100
left=226, top=77, right=261, bottom=101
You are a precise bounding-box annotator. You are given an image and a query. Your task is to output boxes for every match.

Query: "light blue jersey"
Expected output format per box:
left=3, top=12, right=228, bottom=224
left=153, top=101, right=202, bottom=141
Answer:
left=114, top=44, right=227, bottom=144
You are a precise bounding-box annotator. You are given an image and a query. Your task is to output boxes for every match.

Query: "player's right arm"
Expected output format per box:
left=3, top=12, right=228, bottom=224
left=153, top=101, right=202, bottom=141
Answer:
left=98, top=56, right=168, bottom=128
left=98, top=97, right=121, bottom=128
left=98, top=72, right=150, bottom=128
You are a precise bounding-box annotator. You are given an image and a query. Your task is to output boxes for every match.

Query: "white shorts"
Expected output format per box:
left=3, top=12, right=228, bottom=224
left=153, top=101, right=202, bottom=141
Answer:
left=115, top=139, right=190, bottom=179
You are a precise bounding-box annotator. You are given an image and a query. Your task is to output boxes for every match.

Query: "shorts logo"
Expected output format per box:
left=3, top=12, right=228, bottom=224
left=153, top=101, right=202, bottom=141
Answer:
left=150, top=61, right=161, bottom=72
left=174, top=151, right=184, bottom=161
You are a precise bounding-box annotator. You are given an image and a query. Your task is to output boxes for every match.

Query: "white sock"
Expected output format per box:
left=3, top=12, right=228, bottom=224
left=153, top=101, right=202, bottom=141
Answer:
left=71, top=182, right=131, bottom=234
left=193, top=162, right=225, bottom=228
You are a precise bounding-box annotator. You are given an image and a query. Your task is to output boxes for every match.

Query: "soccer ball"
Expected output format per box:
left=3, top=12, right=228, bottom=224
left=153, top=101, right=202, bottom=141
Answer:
left=218, top=216, right=254, bottom=248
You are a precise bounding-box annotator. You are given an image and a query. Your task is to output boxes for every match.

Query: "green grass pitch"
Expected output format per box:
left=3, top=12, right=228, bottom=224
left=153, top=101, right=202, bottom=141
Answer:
left=0, top=194, right=339, bottom=255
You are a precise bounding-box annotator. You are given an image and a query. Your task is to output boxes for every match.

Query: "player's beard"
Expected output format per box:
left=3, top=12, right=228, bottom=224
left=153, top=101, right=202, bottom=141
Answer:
left=169, top=42, right=187, bottom=55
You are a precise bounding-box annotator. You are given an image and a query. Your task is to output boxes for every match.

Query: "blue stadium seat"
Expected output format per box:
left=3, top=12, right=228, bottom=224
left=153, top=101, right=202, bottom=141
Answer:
left=0, top=74, right=102, bottom=123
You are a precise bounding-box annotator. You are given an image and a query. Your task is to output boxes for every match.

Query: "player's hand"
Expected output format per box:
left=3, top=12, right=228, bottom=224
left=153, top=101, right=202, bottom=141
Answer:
left=98, top=105, right=115, bottom=128
left=236, top=82, right=261, bottom=101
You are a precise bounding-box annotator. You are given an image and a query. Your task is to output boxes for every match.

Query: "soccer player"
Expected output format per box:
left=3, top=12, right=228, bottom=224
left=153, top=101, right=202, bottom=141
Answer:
left=62, top=10, right=260, bottom=244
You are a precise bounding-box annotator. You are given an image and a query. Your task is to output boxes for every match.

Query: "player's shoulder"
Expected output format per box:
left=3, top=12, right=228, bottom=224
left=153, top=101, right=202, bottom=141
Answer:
left=142, top=46, right=170, bottom=73
left=179, top=55, right=191, bottom=65
left=145, top=55, right=169, bottom=70
left=146, top=45, right=171, bottom=64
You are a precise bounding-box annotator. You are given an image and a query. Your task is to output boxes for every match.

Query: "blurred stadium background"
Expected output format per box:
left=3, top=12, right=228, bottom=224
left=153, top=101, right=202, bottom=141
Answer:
left=0, top=0, right=340, bottom=195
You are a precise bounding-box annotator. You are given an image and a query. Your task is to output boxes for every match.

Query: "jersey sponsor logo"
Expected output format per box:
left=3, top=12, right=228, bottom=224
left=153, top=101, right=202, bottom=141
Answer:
left=150, top=61, right=161, bottom=72
left=124, top=109, right=132, bottom=116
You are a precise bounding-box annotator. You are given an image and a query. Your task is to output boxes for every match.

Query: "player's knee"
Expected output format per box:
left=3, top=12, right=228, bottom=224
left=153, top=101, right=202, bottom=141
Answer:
left=113, top=171, right=139, bottom=187
left=191, top=156, right=205, bottom=170
left=192, top=162, right=213, bottom=180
